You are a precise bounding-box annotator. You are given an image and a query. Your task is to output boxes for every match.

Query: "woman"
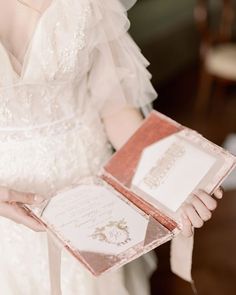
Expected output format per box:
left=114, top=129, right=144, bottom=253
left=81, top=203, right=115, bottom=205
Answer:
left=0, top=0, right=223, bottom=294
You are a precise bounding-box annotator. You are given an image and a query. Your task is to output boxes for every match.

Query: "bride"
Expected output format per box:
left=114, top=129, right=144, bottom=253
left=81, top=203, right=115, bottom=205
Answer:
left=0, top=0, right=223, bottom=294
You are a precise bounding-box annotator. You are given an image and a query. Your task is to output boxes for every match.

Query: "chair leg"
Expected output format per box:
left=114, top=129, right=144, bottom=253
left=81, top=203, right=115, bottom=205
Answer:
left=195, top=69, right=214, bottom=114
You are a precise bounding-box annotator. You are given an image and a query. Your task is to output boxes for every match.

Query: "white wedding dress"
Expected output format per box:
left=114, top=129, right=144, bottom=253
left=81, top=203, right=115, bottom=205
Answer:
left=0, top=0, right=158, bottom=294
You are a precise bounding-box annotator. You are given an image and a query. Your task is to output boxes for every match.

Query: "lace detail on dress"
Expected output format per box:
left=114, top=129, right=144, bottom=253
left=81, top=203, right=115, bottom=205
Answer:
left=0, top=81, right=80, bottom=128
left=41, top=2, right=91, bottom=81
left=0, top=113, right=83, bottom=141
left=0, top=115, right=113, bottom=197
left=57, top=6, right=91, bottom=74
left=0, top=1, right=91, bottom=127
left=0, top=92, right=13, bottom=124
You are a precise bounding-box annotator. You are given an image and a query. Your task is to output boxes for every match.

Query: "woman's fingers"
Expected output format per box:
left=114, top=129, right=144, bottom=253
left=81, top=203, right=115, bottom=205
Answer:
left=181, top=213, right=193, bottom=237
left=182, top=203, right=204, bottom=228
left=193, top=189, right=217, bottom=211
left=180, top=187, right=224, bottom=236
left=213, top=186, right=224, bottom=199
left=0, top=186, right=44, bottom=205
left=190, top=195, right=212, bottom=221
left=0, top=202, right=45, bottom=232
left=0, top=186, right=45, bottom=231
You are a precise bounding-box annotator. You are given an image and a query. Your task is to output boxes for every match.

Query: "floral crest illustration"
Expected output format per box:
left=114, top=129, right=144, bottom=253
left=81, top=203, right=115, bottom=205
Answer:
left=91, top=219, right=131, bottom=246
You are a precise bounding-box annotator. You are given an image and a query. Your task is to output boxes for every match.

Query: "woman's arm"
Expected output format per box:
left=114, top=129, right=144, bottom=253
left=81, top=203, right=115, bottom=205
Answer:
left=102, top=107, right=144, bottom=150
left=102, top=107, right=223, bottom=237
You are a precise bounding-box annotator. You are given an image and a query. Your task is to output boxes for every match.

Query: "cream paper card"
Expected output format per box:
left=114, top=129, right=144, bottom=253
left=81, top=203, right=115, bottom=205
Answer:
left=131, top=131, right=217, bottom=212
left=40, top=183, right=149, bottom=256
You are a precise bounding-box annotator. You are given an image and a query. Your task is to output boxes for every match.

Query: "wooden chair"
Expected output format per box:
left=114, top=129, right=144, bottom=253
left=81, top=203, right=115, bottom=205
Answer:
left=194, top=0, right=236, bottom=113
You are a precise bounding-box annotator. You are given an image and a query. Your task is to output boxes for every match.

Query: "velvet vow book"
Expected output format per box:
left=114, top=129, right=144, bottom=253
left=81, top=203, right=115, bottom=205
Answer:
left=24, top=110, right=236, bottom=276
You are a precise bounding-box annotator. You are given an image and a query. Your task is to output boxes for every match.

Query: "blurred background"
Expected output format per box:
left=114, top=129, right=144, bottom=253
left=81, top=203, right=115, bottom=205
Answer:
left=128, top=0, right=236, bottom=294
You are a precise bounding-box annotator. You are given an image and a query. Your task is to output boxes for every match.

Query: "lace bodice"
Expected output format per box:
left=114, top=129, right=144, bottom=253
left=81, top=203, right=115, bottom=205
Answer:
left=0, top=0, right=91, bottom=130
left=0, top=0, right=157, bottom=197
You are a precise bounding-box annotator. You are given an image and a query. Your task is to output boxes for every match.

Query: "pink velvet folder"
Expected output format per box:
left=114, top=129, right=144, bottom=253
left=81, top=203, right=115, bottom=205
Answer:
left=24, top=110, right=236, bottom=276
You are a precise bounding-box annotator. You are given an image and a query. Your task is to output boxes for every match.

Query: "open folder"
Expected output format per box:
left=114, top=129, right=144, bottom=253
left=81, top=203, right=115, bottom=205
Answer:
left=24, top=110, right=236, bottom=276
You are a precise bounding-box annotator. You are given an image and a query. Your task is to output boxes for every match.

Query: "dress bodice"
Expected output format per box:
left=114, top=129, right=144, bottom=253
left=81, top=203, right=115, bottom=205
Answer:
left=0, top=0, right=157, bottom=197
left=0, top=0, right=92, bottom=132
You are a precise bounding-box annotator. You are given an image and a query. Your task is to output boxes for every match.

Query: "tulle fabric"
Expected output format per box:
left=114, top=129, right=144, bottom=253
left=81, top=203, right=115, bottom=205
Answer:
left=85, top=0, right=158, bottom=117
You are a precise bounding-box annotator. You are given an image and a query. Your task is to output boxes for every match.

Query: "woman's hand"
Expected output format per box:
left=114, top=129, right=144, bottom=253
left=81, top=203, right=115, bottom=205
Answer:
left=0, top=186, right=45, bottom=232
left=180, top=187, right=224, bottom=237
